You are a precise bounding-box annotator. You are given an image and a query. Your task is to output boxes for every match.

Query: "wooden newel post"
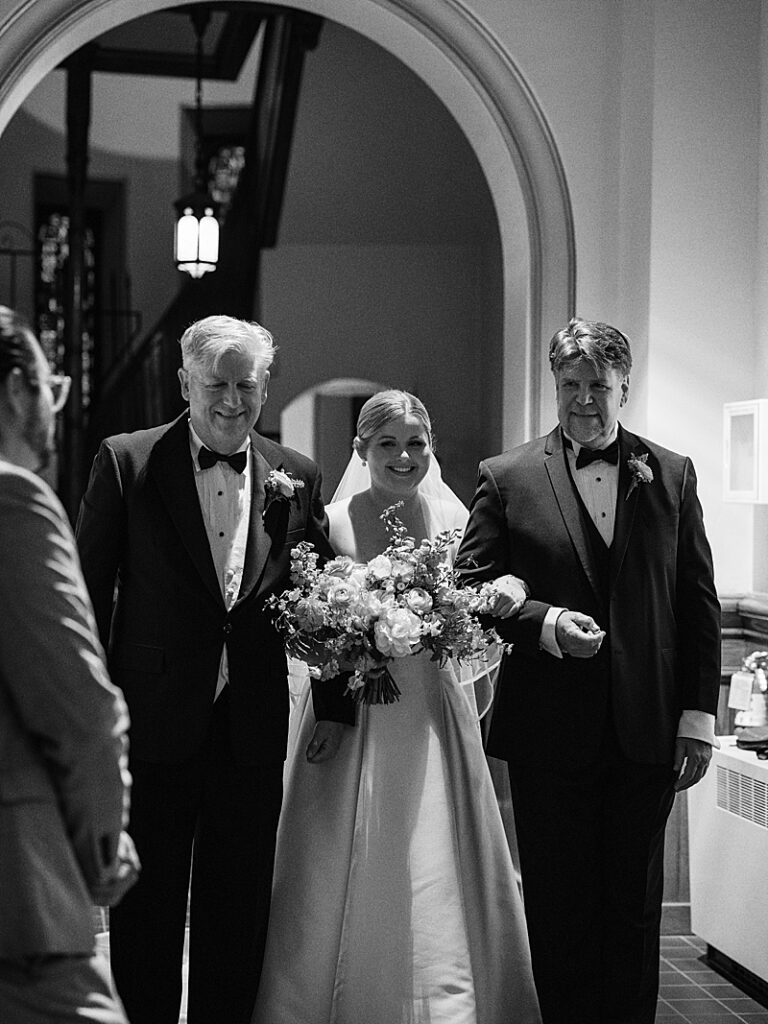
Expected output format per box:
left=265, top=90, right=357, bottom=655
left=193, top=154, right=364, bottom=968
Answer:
left=61, top=48, right=92, bottom=522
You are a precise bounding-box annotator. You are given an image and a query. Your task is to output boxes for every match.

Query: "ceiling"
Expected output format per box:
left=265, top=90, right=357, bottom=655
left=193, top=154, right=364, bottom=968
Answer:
left=64, top=3, right=273, bottom=81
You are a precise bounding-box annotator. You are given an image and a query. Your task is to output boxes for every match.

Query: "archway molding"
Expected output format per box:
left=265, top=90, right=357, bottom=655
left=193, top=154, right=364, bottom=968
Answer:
left=281, top=377, right=383, bottom=462
left=0, top=0, right=575, bottom=442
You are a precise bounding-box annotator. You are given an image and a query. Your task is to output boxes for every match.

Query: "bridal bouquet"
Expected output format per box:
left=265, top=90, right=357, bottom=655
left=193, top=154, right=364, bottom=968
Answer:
left=268, top=505, right=505, bottom=705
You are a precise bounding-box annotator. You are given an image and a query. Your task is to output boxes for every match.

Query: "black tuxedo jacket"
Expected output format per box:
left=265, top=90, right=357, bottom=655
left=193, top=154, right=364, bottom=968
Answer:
left=456, top=425, right=721, bottom=768
left=76, top=413, right=353, bottom=766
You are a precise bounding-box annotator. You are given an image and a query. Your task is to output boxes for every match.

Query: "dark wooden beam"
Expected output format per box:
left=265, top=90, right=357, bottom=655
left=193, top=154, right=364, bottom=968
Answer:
left=61, top=46, right=93, bottom=521
left=252, top=12, right=322, bottom=247
left=73, top=9, right=266, bottom=82
left=218, top=10, right=323, bottom=307
left=213, top=11, right=267, bottom=77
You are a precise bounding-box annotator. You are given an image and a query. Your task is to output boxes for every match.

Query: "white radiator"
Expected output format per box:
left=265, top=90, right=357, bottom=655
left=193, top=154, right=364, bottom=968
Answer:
left=688, top=738, right=768, bottom=984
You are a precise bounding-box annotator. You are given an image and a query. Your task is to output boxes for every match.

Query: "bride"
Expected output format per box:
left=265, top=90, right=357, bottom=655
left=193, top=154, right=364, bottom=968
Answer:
left=252, top=391, right=541, bottom=1024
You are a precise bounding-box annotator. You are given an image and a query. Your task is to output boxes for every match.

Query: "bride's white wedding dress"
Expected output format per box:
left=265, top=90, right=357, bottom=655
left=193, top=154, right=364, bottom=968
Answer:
left=252, top=495, right=541, bottom=1024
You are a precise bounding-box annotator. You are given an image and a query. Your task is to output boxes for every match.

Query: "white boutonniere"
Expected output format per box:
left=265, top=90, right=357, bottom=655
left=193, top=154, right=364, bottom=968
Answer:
left=264, top=468, right=304, bottom=518
left=626, top=452, right=653, bottom=499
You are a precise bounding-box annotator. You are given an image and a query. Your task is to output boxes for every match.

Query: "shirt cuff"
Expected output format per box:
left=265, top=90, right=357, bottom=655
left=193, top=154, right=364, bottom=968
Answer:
left=540, top=607, right=566, bottom=659
left=677, top=710, right=720, bottom=748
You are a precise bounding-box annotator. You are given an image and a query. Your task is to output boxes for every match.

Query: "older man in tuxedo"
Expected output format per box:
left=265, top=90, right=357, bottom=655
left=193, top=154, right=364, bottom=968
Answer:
left=0, top=307, right=138, bottom=1023
left=457, top=318, right=720, bottom=1024
left=77, top=314, right=354, bottom=1024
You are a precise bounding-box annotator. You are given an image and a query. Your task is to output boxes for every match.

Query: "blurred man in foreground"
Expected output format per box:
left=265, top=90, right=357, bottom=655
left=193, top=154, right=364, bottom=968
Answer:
left=0, top=306, right=139, bottom=1023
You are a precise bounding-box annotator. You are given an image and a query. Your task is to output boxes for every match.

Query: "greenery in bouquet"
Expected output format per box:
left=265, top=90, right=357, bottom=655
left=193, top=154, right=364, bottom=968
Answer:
left=268, top=504, right=506, bottom=705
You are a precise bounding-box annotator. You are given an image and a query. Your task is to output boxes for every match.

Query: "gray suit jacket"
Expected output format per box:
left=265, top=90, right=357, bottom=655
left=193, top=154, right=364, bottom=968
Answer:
left=0, top=460, right=130, bottom=957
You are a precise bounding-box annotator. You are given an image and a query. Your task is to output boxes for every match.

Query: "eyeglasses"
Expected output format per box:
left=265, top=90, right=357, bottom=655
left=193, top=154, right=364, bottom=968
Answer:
left=47, top=373, right=71, bottom=413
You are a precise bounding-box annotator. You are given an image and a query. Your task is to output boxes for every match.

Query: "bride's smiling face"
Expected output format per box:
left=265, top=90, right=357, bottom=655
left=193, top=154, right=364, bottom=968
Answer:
left=361, top=413, right=431, bottom=497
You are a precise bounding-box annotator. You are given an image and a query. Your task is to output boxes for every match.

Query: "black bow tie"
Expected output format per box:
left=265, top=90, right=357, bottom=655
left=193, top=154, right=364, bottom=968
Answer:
left=573, top=439, right=619, bottom=470
left=198, top=447, right=248, bottom=474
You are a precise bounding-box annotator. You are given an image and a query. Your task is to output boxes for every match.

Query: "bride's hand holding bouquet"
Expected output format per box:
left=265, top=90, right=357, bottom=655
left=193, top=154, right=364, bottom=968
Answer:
left=268, top=504, right=514, bottom=705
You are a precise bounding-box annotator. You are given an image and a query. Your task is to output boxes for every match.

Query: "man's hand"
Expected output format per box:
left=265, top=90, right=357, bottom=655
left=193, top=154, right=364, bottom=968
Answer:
left=673, top=737, right=712, bottom=791
left=92, top=830, right=141, bottom=907
left=306, top=721, right=347, bottom=763
left=486, top=574, right=528, bottom=619
left=555, top=610, right=605, bottom=658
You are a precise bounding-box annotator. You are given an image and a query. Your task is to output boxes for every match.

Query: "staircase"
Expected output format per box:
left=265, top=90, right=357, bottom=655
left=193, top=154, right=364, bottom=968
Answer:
left=83, top=10, right=322, bottom=466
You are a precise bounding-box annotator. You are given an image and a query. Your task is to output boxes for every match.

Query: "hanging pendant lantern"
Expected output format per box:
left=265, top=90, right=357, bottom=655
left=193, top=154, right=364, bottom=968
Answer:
left=173, top=9, right=219, bottom=278
left=174, top=191, right=220, bottom=278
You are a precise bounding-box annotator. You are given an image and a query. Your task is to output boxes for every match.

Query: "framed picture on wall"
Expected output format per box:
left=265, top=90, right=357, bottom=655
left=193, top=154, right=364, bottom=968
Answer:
left=723, top=399, right=768, bottom=503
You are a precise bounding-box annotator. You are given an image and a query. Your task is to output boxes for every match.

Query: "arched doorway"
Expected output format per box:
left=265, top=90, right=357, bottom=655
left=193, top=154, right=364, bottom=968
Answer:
left=281, top=377, right=384, bottom=502
left=0, top=0, right=575, bottom=446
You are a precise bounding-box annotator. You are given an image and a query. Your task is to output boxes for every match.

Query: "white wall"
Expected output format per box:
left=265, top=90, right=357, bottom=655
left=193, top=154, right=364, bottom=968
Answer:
left=755, top=1, right=768, bottom=594
left=466, top=0, right=625, bottom=320
left=644, top=0, right=759, bottom=593
left=465, top=0, right=763, bottom=593
left=261, top=242, right=492, bottom=503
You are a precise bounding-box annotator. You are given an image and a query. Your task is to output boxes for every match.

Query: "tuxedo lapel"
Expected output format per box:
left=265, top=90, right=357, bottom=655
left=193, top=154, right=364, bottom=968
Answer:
left=543, top=428, right=603, bottom=604
left=609, top=426, right=644, bottom=591
left=149, top=416, right=223, bottom=607
left=236, top=437, right=273, bottom=606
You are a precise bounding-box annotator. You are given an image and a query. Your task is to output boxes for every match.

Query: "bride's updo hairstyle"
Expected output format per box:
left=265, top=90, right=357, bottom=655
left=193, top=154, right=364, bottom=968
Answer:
left=354, top=389, right=433, bottom=459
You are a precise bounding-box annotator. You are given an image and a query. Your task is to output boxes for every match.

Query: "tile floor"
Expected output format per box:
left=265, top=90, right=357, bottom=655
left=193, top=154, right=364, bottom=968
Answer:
left=658, top=935, right=768, bottom=1023
left=98, top=930, right=767, bottom=1023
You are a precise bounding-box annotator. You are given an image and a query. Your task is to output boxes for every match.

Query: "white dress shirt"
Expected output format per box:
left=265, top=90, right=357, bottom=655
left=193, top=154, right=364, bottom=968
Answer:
left=539, top=426, right=717, bottom=747
left=189, top=424, right=252, bottom=700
